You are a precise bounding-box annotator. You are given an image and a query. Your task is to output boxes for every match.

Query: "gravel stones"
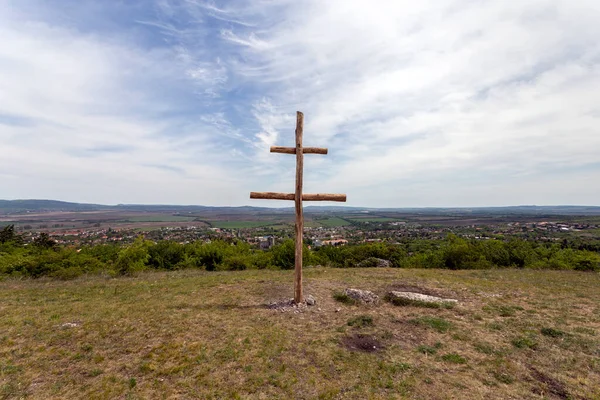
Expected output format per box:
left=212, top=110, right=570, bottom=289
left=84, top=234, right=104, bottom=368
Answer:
left=344, top=288, right=379, bottom=304
left=387, top=291, right=458, bottom=305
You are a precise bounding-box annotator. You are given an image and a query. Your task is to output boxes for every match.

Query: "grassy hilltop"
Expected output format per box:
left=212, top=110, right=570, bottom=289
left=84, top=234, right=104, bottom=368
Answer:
left=1, top=268, right=599, bottom=399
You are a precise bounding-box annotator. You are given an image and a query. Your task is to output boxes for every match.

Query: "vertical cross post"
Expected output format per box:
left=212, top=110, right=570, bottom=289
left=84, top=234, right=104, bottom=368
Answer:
left=294, top=112, right=304, bottom=303
left=250, top=111, right=347, bottom=304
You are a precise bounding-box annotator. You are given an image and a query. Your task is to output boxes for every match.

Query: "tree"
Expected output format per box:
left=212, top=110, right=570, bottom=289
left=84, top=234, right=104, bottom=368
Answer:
left=0, top=225, right=22, bottom=245
left=33, top=232, right=56, bottom=249
left=115, top=236, right=150, bottom=275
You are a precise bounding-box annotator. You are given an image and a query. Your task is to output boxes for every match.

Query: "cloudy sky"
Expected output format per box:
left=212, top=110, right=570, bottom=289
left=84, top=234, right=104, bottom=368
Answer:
left=1, top=0, right=599, bottom=207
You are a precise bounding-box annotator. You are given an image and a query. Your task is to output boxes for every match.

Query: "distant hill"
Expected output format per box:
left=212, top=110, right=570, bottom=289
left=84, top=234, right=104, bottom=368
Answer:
left=0, top=200, right=108, bottom=213
left=1, top=199, right=600, bottom=216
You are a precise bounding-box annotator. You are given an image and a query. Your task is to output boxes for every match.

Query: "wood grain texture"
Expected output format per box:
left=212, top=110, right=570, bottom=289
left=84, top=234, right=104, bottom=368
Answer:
left=250, top=192, right=295, bottom=200
left=294, top=111, right=304, bottom=304
left=302, top=193, right=347, bottom=202
left=270, top=146, right=328, bottom=155
left=250, top=192, right=346, bottom=202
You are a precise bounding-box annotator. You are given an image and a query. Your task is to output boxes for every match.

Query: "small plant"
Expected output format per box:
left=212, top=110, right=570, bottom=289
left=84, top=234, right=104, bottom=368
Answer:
left=511, top=336, right=538, bottom=349
left=417, top=345, right=437, bottom=355
left=441, top=353, right=467, bottom=364
left=333, top=292, right=356, bottom=305
left=128, top=378, right=137, bottom=389
left=573, top=327, right=596, bottom=336
left=492, top=371, right=514, bottom=384
left=347, top=315, right=374, bottom=328
left=473, top=342, right=497, bottom=355
left=541, top=327, right=566, bottom=338
left=497, top=306, right=516, bottom=317
left=411, top=316, right=453, bottom=333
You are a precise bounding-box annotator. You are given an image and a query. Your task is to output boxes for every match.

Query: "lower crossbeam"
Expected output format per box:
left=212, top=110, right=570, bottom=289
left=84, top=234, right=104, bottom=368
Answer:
left=250, top=192, right=346, bottom=202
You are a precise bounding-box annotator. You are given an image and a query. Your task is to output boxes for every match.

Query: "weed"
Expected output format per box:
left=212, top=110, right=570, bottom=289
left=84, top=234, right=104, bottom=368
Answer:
left=441, top=353, right=467, bottom=364
left=487, top=322, right=504, bottom=331
left=541, top=327, right=566, bottom=338
left=417, top=345, right=437, bottom=355
left=347, top=315, right=374, bottom=328
left=511, top=336, right=538, bottom=350
left=484, top=304, right=522, bottom=317
left=333, top=292, right=356, bottom=305
left=411, top=316, right=453, bottom=333
left=473, top=342, right=498, bottom=355
left=128, top=378, right=137, bottom=389
left=573, top=326, right=596, bottom=336
left=492, top=371, right=514, bottom=384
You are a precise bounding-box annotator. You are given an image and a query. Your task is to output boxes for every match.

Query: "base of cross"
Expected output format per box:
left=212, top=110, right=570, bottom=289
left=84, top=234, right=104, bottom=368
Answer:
left=250, top=111, right=346, bottom=304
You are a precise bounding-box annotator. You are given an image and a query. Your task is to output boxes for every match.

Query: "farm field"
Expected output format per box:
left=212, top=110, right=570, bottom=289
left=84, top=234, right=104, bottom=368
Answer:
left=1, top=269, right=598, bottom=399
left=347, top=217, right=403, bottom=223
left=312, top=217, right=352, bottom=227
left=209, top=221, right=283, bottom=229
left=123, top=216, right=197, bottom=223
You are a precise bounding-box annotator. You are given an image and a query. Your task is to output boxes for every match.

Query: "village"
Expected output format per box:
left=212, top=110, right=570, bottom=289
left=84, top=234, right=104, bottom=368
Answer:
left=20, top=218, right=598, bottom=249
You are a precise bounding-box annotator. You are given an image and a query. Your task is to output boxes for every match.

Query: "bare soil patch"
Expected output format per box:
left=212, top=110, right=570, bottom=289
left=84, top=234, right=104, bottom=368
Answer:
left=341, top=334, right=384, bottom=353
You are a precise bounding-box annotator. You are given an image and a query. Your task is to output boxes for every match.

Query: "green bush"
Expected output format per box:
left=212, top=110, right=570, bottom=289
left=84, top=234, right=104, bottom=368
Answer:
left=221, top=255, right=251, bottom=271
left=115, top=237, right=151, bottom=275
left=148, top=241, right=185, bottom=270
left=271, top=240, right=310, bottom=270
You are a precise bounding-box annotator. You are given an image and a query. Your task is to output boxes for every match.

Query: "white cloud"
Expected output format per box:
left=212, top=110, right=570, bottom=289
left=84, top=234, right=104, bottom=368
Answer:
left=0, top=2, right=244, bottom=204
left=189, top=0, right=600, bottom=206
left=1, top=0, right=600, bottom=207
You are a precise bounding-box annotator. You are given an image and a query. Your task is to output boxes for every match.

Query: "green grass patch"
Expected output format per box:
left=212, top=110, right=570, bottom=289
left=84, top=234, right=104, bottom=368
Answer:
left=511, top=336, right=538, bottom=349
left=333, top=292, right=357, bottom=305
left=440, top=353, right=467, bottom=364
left=541, top=327, right=566, bottom=338
left=347, top=315, right=374, bottom=328
left=410, top=316, right=453, bottom=333
left=416, top=345, right=438, bottom=355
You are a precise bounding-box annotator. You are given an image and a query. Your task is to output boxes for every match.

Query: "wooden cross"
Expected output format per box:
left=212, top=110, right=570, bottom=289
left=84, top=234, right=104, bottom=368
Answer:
left=250, top=111, right=347, bottom=304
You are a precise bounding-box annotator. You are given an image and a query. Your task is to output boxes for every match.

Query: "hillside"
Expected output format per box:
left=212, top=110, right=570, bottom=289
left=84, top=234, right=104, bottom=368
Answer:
left=1, top=268, right=598, bottom=399
left=2, top=199, right=600, bottom=216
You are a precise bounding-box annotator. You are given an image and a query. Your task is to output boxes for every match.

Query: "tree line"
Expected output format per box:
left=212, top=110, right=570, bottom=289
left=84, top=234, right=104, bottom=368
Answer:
left=0, top=225, right=598, bottom=280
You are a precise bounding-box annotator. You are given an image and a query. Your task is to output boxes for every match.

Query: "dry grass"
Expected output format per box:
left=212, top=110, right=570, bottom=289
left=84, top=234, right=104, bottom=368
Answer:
left=1, top=268, right=599, bottom=399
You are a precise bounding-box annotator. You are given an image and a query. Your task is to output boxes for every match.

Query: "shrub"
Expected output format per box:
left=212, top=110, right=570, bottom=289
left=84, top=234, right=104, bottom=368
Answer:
left=573, top=251, right=600, bottom=271
left=148, top=241, right=185, bottom=270
left=221, top=255, right=250, bottom=271
left=115, top=237, right=151, bottom=276
left=271, top=240, right=310, bottom=270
